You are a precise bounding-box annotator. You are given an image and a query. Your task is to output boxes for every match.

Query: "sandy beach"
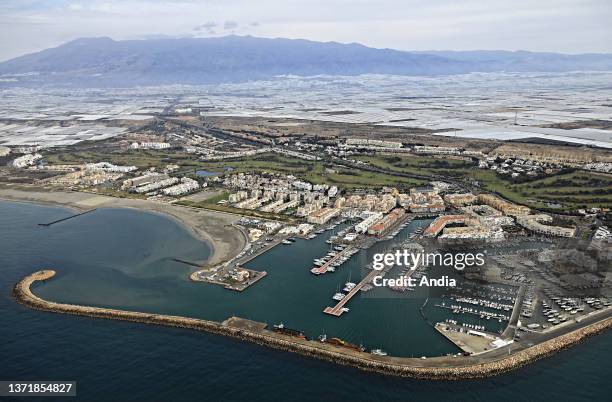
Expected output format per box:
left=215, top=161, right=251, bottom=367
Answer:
left=0, top=186, right=247, bottom=267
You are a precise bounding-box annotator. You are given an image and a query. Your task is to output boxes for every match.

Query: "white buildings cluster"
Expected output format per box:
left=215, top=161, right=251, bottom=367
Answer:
left=198, top=148, right=271, bottom=161
left=307, top=207, right=341, bottom=224
left=413, top=146, right=461, bottom=155
left=279, top=223, right=315, bottom=236
left=478, top=194, right=531, bottom=216
left=11, top=153, right=42, bottom=168
left=593, top=226, right=611, bottom=240
left=342, top=194, right=397, bottom=213
left=516, top=214, right=577, bottom=238
left=345, top=138, right=403, bottom=148
left=135, top=177, right=180, bottom=194
left=86, top=162, right=137, bottom=173
left=439, top=225, right=505, bottom=242
left=461, top=205, right=515, bottom=227
left=121, top=173, right=203, bottom=197
left=130, top=142, right=171, bottom=150
left=44, top=170, right=124, bottom=187
left=480, top=157, right=554, bottom=178
left=225, top=173, right=338, bottom=218
left=272, top=147, right=321, bottom=161
left=397, top=188, right=445, bottom=213
left=122, top=173, right=165, bottom=189
left=162, top=177, right=201, bottom=196
left=355, top=212, right=384, bottom=233
left=424, top=214, right=505, bottom=243
left=584, top=162, right=612, bottom=173
left=444, top=193, right=477, bottom=207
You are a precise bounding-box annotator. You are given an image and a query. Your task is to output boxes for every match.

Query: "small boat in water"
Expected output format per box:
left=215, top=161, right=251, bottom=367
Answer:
left=371, top=349, right=388, bottom=356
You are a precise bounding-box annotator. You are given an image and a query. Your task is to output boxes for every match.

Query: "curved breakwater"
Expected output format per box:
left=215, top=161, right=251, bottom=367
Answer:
left=14, top=270, right=612, bottom=380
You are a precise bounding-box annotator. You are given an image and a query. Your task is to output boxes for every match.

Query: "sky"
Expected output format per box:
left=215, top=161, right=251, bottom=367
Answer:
left=0, top=0, right=611, bottom=61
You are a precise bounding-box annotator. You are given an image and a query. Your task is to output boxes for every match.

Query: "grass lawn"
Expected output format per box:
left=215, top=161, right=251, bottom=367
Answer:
left=356, top=154, right=611, bottom=210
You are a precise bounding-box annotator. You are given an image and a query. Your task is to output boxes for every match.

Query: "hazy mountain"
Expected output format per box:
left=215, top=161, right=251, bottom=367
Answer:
left=1, top=36, right=611, bottom=87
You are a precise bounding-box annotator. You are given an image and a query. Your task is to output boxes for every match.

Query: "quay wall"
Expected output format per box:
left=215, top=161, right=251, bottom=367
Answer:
left=14, top=270, right=612, bottom=380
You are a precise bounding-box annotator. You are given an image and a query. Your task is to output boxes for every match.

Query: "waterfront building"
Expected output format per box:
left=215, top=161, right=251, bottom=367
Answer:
left=461, top=205, right=514, bottom=226
left=423, top=215, right=470, bottom=237
left=133, top=177, right=179, bottom=193
left=161, top=177, right=201, bottom=196
left=439, top=225, right=505, bottom=242
left=355, top=212, right=384, bottom=233
left=307, top=207, right=341, bottom=224
left=516, top=214, right=577, bottom=237
left=367, top=208, right=406, bottom=236
left=122, top=173, right=167, bottom=189
left=444, top=193, right=477, bottom=207
left=478, top=194, right=530, bottom=216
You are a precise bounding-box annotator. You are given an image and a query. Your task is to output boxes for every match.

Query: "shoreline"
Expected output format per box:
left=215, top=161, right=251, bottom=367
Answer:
left=15, top=270, right=612, bottom=380
left=0, top=187, right=247, bottom=268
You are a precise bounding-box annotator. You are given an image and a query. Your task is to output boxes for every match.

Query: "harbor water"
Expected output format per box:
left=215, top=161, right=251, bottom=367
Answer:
left=1, top=200, right=610, bottom=401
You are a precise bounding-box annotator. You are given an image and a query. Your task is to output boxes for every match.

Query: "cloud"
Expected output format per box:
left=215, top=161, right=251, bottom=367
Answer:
left=223, top=20, right=239, bottom=30
left=194, top=21, right=217, bottom=33
left=0, top=0, right=610, bottom=61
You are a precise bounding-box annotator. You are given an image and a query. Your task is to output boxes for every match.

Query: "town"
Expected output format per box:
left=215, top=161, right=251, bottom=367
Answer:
left=0, top=75, right=610, bottom=379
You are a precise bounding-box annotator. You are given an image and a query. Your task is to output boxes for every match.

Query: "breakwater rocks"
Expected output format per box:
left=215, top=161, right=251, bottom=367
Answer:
left=14, top=270, right=612, bottom=380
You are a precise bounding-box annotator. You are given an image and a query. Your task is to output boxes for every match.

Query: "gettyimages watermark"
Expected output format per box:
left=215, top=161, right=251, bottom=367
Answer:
left=356, top=237, right=611, bottom=300
left=369, top=250, right=485, bottom=291
left=372, top=250, right=486, bottom=271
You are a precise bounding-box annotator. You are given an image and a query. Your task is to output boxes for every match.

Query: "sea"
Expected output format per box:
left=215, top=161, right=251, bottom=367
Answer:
left=1, top=200, right=610, bottom=401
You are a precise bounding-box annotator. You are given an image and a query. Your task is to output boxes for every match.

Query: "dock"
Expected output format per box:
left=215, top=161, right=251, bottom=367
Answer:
left=324, top=269, right=380, bottom=316
left=310, top=246, right=356, bottom=275
left=324, top=263, right=421, bottom=317
left=502, top=284, right=526, bottom=338
left=38, top=208, right=96, bottom=226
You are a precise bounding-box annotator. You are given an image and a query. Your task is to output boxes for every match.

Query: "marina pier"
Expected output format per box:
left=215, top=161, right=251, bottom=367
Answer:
left=310, top=246, right=357, bottom=275
left=324, top=269, right=380, bottom=316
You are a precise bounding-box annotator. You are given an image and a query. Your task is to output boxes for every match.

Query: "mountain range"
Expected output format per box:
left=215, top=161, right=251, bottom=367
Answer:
left=1, top=35, right=611, bottom=87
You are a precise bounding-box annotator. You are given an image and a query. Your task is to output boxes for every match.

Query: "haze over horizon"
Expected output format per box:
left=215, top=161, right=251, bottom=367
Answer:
left=1, top=0, right=611, bottom=62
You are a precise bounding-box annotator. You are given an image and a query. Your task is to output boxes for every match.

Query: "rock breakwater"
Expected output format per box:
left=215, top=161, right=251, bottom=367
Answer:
left=14, top=270, right=612, bottom=380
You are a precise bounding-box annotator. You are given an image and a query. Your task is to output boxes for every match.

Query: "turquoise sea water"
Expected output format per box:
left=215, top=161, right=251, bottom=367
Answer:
left=1, top=200, right=610, bottom=401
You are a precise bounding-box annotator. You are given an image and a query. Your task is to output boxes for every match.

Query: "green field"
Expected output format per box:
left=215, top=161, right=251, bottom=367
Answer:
left=44, top=149, right=193, bottom=169
left=356, top=155, right=612, bottom=210
left=194, top=154, right=427, bottom=189
left=44, top=148, right=611, bottom=210
left=355, top=154, right=476, bottom=178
